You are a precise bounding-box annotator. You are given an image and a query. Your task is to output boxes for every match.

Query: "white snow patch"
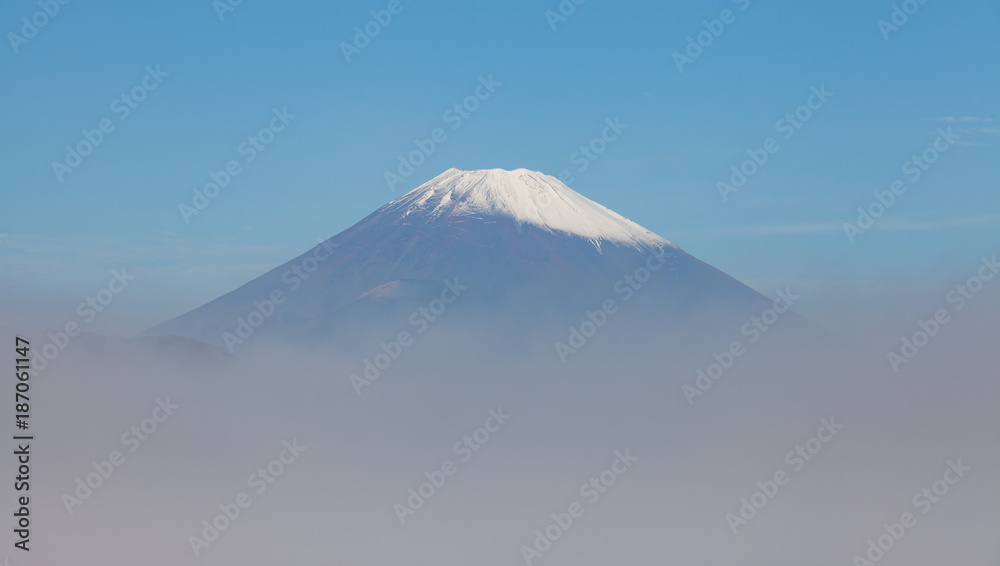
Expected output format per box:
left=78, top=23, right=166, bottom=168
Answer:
left=387, top=168, right=673, bottom=250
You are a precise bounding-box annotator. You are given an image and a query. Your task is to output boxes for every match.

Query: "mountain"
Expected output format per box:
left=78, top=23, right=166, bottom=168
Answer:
left=142, top=168, right=786, bottom=352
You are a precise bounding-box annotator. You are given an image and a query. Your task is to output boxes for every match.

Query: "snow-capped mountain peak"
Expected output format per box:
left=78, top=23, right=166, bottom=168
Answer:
left=145, top=167, right=781, bottom=347
left=385, top=168, right=671, bottom=250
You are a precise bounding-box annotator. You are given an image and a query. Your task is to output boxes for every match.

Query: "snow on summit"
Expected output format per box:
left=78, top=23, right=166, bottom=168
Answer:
left=385, top=168, right=672, bottom=250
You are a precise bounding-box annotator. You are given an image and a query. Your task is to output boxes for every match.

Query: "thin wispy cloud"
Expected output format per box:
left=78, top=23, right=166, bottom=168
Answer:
left=878, top=215, right=1000, bottom=231
left=935, top=116, right=995, bottom=123
left=0, top=233, right=298, bottom=266
left=676, top=215, right=1000, bottom=242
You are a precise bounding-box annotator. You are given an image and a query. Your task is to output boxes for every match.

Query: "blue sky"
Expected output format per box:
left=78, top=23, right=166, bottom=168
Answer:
left=1, top=0, right=998, bottom=334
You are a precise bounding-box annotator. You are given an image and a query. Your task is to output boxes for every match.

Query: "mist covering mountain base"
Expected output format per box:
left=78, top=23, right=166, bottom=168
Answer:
left=12, top=296, right=999, bottom=565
